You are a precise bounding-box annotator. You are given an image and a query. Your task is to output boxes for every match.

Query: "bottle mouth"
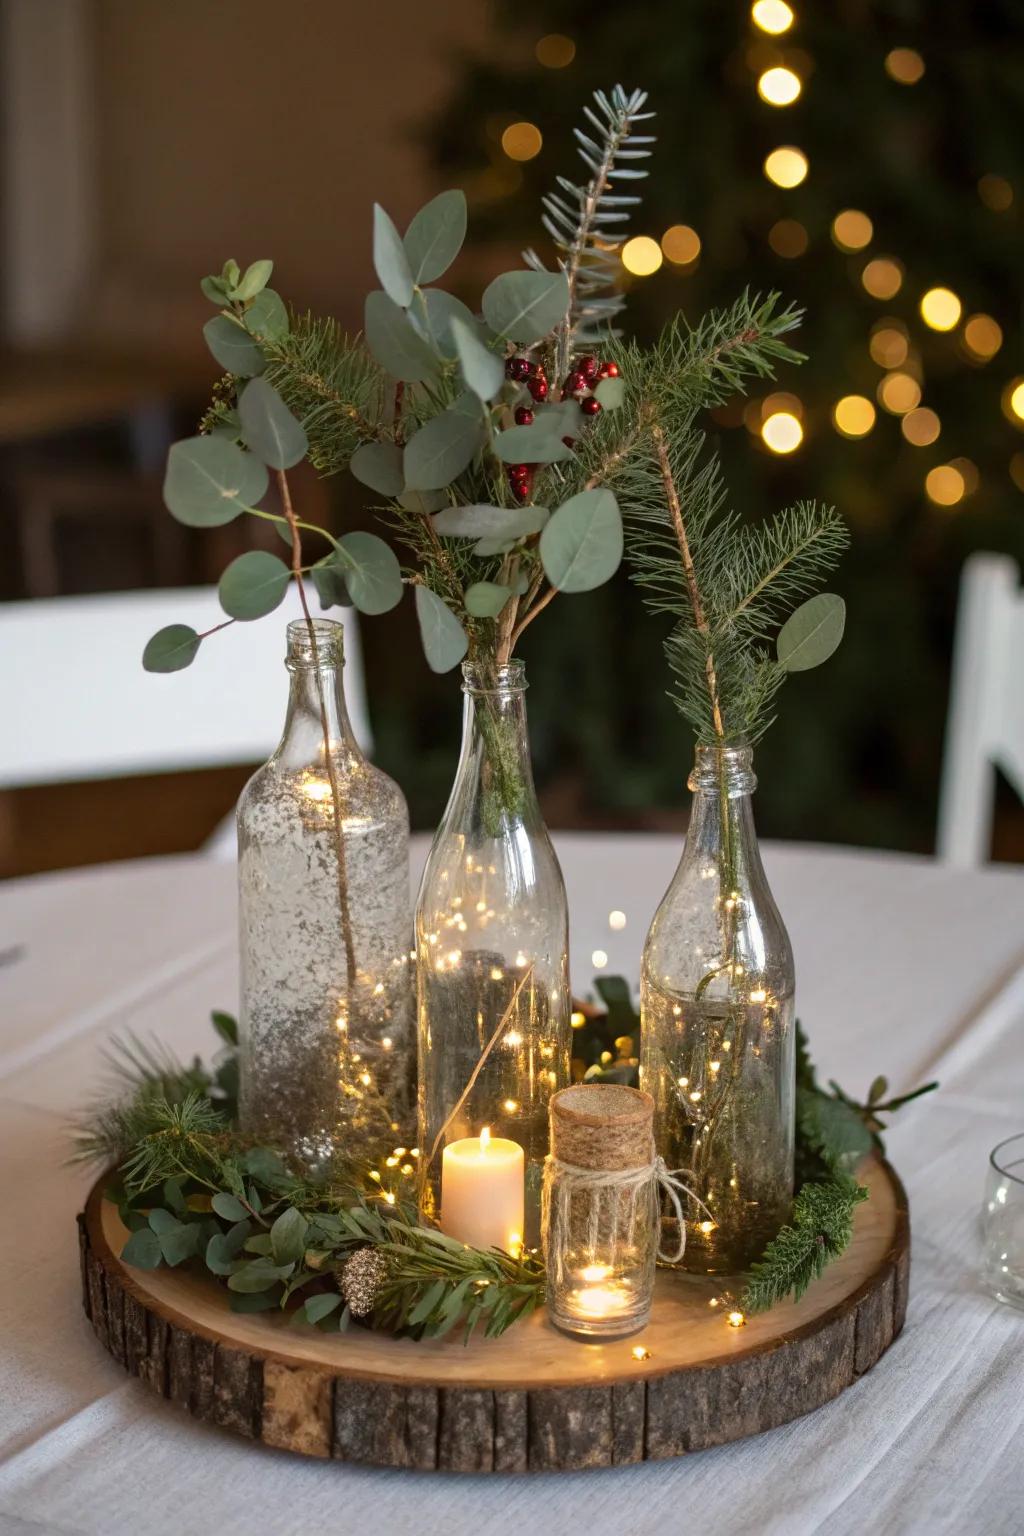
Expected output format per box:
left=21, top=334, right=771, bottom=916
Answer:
left=286, top=618, right=345, bottom=669
left=688, top=743, right=757, bottom=795
left=461, top=659, right=527, bottom=695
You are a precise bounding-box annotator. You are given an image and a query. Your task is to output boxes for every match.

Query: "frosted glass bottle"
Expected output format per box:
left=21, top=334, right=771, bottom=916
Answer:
left=640, top=745, right=795, bottom=1273
left=238, top=618, right=414, bottom=1175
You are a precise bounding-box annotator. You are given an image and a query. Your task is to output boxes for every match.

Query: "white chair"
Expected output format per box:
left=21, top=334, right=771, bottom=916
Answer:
left=937, top=553, right=1024, bottom=866
left=0, top=585, right=371, bottom=858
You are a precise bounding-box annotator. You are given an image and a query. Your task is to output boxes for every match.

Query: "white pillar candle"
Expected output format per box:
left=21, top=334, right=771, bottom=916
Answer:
left=440, top=1127, right=524, bottom=1253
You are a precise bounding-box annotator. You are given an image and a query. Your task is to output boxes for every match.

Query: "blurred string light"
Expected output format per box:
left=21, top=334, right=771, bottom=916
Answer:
left=833, top=395, right=875, bottom=438
left=869, top=321, right=909, bottom=368
left=831, top=209, right=873, bottom=252
left=861, top=257, right=903, bottom=299
left=978, top=174, right=1013, bottom=211
left=763, top=146, right=808, bottom=187
left=920, top=287, right=962, bottom=331
left=762, top=411, right=803, bottom=453
left=501, top=122, right=543, bottom=161
left=661, top=224, right=701, bottom=265
left=901, top=407, right=941, bottom=446
left=963, top=314, right=1002, bottom=361
left=877, top=371, right=921, bottom=414
left=621, top=235, right=663, bottom=275
left=768, top=218, right=808, bottom=257
left=885, top=48, right=925, bottom=84
left=535, top=33, right=576, bottom=68
left=751, top=0, right=794, bottom=34
left=952, top=457, right=980, bottom=495
left=925, top=465, right=965, bottom=506
left=758, top=66, right=802, bottom=105
left=1002, top=379, right=1024, bottom=425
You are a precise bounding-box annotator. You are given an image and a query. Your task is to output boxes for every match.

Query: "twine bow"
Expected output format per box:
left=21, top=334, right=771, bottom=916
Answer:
left=652, top=1157, right=717, bottom=1263
left=542, top=1153, right=716, bottom=1268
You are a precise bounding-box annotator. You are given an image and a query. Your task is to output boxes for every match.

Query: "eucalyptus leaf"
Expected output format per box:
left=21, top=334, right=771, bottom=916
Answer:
left=218, top=550, right=291, bottom=621
left=450, top=315, right=504, bottom=402
left=147, top=1208, right=178, bottom=1234
left=594, top=376, right=625, bottom=410
left=373, top=204, right=415, bottom=307
left=222, top=259, right=240, bottom=288
left=206, top=1220, right=252, bottom=1275
left=464, top=581, right=514, bottom=618
left=203, top=315, right=265, bottom=377
left=200, top=274, right=230, bottom=305
left=777, top=594, right=846, bottom=672
left=142, top=624, right=201, bottom=673
left=433, top=504, right=548, bottom=539
left=403, top=394, right=483, bottom=490
left=539, top=488, right=623, bottom=592
left=159, top=1221, right=201, bottom=1267
left=414, top=288, right=478, bottom=356
left=364, top=291, right=438, bottom=382
left=242, top=1146, right=289, bottom=1185
left=473, top=535, right=517, bottom=556
left=302, top=1292, right=342, bottom=1324
left=414, top=585, right=469, bottom=673
left=404, top=189, right=467, bottom=284
left=311, top=559, right=352, bottom=611
left=211, top=1192, right=248, bottom=1222
left=337, top=531, right=403, bottom=614
left=211, top=1010, right=238, bottom=1046
left=243, top=288, right=289, bottom=344
left=229, top=1285, right=285, bottom=1312
left=349, top=441, right=404, bottom=497
left=270, top=1206, right=309, bottom=1266
left=398, top=486, right=449, bottom=514
left=227, top=1258, right=294, bottom=1294
left=231, top=258, right=274, bottom=302
left=481, top=270, right=570, bottom=344
left=163, top=436, right=267, bottom=527
left=494, top=421, right=574, bottom=465
left=238, top=377, right=307, bottom=470
left=121, top=1228, right=163, bottom=1270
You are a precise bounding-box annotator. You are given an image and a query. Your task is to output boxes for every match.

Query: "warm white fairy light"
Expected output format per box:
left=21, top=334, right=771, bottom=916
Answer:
left=608, top=909, right=627, bottom=930
left=592, top=949, right=609, bottom=968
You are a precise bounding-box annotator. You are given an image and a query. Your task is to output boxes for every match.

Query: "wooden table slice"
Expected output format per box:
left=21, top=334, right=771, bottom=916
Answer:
left=79, top=1157, right=909, bottom=1472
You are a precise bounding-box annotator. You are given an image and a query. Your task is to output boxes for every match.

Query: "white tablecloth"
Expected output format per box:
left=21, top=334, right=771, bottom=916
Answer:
left=2, top=836, right=1023, bottom=1536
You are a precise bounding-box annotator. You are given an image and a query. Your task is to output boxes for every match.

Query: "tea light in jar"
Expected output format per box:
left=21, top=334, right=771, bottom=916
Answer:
left=440, top=1127, right=524, bottom=1253
left=566, top=1264, right=636, bottom=1322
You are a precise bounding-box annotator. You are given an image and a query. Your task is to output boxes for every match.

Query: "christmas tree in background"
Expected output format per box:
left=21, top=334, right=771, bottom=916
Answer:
left=418, top=0, right=1024, bottom=851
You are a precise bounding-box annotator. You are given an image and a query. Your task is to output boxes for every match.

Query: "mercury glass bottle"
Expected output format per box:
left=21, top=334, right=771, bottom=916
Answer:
left=238, top=618, right=414, bottom=1176
left=416, top=660, right=570, bottom=1247
left=640, top=745, right=795, bottom=1273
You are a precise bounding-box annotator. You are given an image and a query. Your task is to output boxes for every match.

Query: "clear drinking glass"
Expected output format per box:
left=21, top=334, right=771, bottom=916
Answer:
left=416, top=660, right=571, bottom=1247
left=640, top=744, right=795, bottom=1273
left=237, top=618, right=414, bottom=1176
left=981, top=1133, right=1024, bottom=1310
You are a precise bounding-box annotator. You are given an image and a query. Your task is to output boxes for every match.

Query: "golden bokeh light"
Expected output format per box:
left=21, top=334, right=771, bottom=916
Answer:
left=950, top=457, right=979, bottom=494
left=861, top=257, right=903, bottom=300
left=501, top=122, right=543, bottom=161
left=621, top=235, right=664, bottom=276
left=963, top=314, right=1003, bottom=361
left=978, top=174, right=1013, bottom=212
left=885, top=48, right=925, bottom=84
left=762, top=411, right=803, bottom=453
left=833, top=395, right=876, bottom=438
left=901, top=407, right=941, bottom=446
left=832, top=209, right=873, bottom=252
left=764, top=146, right=808, bottom=187
left=1002, top=378, right=1024, bottom=425
left=869, top=322, right=909, bottom=368
left=768, top=218, right=808, bottom=257
left=919, top=287, right=962, bottom=332
left=535, top=33, right=576, bottom=68
left=751, top=0, right=794, bottom=34
left=877, top=371, right=921, bottom=414
left=758, top=66, right=802, bottom=105
left=661, top=224, right=701, bottom=265
left=925, top=465, right=965, bottom=506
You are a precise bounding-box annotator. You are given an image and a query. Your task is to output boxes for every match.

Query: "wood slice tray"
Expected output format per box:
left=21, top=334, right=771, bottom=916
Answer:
left=78, top=1157, right=908, bottom=1472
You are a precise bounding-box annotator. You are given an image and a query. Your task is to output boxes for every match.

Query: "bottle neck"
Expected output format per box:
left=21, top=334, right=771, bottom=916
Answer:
left=683, top=745, right=763, bottom=879
left=446, top=659, right=540, bottom=831
left=276, top=619, right=360, bottom=770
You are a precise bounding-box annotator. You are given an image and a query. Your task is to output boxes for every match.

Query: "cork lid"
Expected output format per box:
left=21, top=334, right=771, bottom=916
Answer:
left=550, top=1083, right=655, bottom=1171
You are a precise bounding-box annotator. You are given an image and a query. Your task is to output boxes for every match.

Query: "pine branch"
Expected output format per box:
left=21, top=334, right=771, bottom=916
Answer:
left=741, top=1175, right=868, bottom=1313
left=261, top=313, right=387, bottom=474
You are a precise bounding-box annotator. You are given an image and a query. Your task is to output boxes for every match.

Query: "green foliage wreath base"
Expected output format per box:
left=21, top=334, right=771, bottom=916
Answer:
left=74, top=997, right=933, bottom=1340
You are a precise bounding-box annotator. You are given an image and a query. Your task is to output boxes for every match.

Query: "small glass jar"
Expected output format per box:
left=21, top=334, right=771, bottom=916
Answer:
left=981, top=1132, right=1024, bottom=1310
left=543, top=1083, right=658, bottom=1341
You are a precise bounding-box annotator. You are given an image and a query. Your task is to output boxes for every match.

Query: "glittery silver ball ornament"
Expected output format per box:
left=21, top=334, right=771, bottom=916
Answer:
left=339, top=1246, right=389, bottom=1317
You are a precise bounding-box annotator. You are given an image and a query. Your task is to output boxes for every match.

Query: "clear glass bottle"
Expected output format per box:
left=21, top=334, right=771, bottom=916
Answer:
left=640, top=744, right=795, bottom=1274
left=238, top=618, right=414, bottom=1177
left=416, top=660, right=570, bottom=1247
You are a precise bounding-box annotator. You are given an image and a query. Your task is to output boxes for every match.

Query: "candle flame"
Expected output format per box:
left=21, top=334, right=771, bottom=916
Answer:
left=580, top=1264, right=612, bottom=1282
left=479, top=1125, right=491, bottom=1153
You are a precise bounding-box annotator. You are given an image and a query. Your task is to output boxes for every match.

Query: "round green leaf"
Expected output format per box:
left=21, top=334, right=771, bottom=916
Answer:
left=231, top=258, right=274, bottom=302
left=415, top=585, right=469, bottom=673
left=142, top=624, right=201, bottom=673
left=163, top=435, right=268, bottom=527
left=539, top=488, right=623, bottom=593
left=312, top=558, right=352, bottom=610
left=227, top=1258, right=294, bottom=1293
left=349, top=441, right=404, bottom=497
left=364, top=291, right=439, bottom=382
left=121, top=1228, right=162, bottom=1270
left=433, top=504, right=548, bottom=539
left=238, top=377, right=307, bottom=470
left=200, top=274, right=230, bottom=305
left=203, top=314, right=265, bottom=376
left=243, top=288, right=289, bottom=344
left=270, top=1206, right=308, bottom=1266
left=414, top=288, right=479, bottom=356
left=403, top=394, right=483, bottom=491
left=303, top=1292, right=343, bottom=1324
left=211, top=1191, right=248, bottom=1222
left=494, top=421, right=575, bottom=465
left=218, top=550, right=291, bottom=621
left=481, top=270, right=569, bottom=344
left=594, top=376, right=625, bottom=410
left=373, top=204, right=414, bottom=307
left=398, top=486, right=448, bottom=514
left=404, top=189, right=467, bottom=284
left=465, top=580, right=514, bottom=619
left=337, top=531, right=403, bottom=614
left=450, top=315, right=504, bottom=402
left=777, top=593, right=846, bottom=672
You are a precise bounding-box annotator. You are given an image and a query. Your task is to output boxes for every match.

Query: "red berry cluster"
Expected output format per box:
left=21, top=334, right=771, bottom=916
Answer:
left=503, top=354, right=619, bottom=503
